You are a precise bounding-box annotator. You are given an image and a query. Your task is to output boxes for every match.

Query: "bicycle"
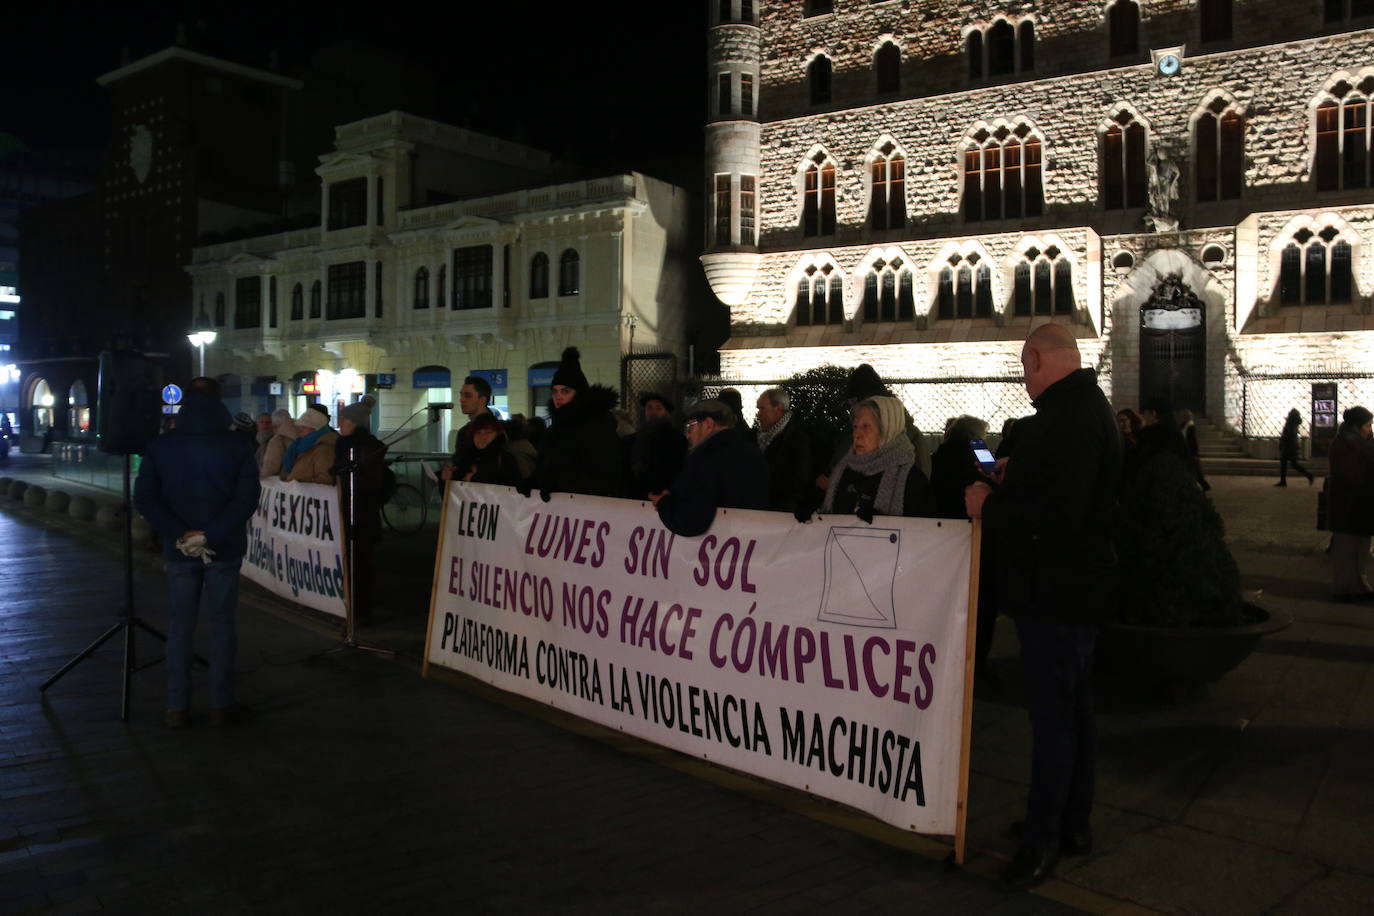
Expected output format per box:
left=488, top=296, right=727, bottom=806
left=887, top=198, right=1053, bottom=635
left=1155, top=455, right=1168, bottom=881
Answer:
left=381, top=455, right=443, bottom=534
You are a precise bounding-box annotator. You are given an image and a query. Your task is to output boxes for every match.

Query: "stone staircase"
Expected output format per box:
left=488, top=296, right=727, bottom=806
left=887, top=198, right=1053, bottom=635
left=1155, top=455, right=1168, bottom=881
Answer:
left=1193, top=416, right=1327, bottom=479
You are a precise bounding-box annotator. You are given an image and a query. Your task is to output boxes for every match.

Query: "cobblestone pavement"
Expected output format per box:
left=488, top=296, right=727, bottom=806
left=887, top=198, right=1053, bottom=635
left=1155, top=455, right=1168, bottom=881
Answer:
left=2, top=457, right=1372, bottom=914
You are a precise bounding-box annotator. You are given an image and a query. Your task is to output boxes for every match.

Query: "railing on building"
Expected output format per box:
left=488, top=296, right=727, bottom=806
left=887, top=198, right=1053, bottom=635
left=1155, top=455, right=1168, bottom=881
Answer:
left=685, top=375, right=1033, bottom=440
left=1237, top=371, right=1374, bottom=439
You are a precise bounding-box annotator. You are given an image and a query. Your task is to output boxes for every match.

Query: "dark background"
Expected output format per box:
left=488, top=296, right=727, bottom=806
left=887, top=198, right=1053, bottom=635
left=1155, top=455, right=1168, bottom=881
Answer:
left=10, top=1, right=707, bottom=187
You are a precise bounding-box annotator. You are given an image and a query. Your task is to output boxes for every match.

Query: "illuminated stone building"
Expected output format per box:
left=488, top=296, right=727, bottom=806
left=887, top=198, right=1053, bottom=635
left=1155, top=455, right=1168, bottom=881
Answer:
left=188, top=112, right=691, bottom=451
left=703, top=1, right=1374, bottom=442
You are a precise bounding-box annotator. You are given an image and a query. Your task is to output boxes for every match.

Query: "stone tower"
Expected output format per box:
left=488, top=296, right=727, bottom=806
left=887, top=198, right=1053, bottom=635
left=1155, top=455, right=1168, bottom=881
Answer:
left=701, top=0, right=762, bottom=307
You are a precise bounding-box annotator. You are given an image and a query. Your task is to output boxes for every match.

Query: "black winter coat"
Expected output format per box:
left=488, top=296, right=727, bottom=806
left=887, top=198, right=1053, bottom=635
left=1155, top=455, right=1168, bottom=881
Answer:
left=762, top=417, right=818, bottom=513
left=929, top=438, right=981, bottom=519
left=656, top=427, right=769, bottom=537
left=827, top=463, right=933, bottom=518
left=333, top=431, right=389, bottom=540
left=1328, top=431, right=1374, bottom=536
left=466, top=438, right=524, bottom=487
left=981, top=369, right=1123, bottom=623
left=534, top=385, right=624, bottom=497
left=628, top=418, right=687, bottom=500
left=134, top=394, right=260, bottom=563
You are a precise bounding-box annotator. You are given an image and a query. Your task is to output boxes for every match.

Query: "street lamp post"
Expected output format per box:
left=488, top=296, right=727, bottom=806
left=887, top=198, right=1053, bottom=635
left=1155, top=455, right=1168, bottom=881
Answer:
left=186, top=312, right=217, bottom=377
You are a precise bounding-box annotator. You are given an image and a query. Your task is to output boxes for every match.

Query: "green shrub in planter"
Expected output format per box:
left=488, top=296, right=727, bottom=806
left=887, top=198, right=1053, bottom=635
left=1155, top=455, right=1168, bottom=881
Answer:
left=1115, top=452, right=1244, bottom=627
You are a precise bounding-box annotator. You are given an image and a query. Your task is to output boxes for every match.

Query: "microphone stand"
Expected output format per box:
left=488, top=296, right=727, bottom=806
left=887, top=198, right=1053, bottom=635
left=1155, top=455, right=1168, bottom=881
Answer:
left=310, top=408, right=449, bottom=663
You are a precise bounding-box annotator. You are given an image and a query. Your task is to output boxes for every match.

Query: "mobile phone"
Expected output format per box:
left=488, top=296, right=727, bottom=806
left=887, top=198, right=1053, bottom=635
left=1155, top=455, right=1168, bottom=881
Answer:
left=969, top=439, right=997, bottom=474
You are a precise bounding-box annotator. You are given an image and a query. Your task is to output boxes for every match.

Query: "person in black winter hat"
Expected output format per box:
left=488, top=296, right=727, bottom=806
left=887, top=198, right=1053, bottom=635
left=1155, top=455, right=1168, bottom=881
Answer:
left=530, top=347, right=624, bottom=497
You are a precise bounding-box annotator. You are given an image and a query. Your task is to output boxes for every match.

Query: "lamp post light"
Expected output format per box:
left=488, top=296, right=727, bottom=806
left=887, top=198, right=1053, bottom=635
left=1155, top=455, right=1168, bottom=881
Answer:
left=187, top=312, right=217, bottom=377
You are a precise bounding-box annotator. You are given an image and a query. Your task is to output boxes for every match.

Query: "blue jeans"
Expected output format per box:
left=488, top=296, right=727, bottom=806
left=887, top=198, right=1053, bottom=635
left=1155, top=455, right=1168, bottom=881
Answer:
left=1014, top=615, right=1099, bottom=854
left=165, top=559, right=242, bottom=710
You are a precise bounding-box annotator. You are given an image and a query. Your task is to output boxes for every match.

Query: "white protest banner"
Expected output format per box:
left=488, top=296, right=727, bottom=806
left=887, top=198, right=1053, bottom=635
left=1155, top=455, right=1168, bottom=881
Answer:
left=243, top=478, right=348, bottom=619
left=425, top=483, right=975, bottom=837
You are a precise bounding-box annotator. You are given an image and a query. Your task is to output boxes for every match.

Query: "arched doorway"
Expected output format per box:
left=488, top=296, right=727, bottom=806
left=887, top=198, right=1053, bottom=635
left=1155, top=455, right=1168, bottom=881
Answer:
left=1139, top=273, right=1206, bottom=415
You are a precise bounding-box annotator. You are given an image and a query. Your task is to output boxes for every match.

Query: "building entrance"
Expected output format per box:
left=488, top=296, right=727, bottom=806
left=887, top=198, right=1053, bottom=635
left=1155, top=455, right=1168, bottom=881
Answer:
left=1139, top=274, right=1206, bottom=416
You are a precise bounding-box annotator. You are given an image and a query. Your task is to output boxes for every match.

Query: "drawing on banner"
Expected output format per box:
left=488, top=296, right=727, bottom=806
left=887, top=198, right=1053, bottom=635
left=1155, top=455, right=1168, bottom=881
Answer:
left=818, top=527, right=900, bottom=629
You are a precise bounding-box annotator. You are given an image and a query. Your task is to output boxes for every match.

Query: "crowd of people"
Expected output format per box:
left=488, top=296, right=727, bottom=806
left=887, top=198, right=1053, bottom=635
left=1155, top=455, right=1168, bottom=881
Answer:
left=126, top=329, right=1373, bottom=892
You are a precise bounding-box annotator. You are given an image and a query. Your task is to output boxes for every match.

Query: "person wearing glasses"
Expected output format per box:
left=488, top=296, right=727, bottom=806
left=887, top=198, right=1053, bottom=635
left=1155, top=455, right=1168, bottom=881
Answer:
left=650, top=399, right=768, bottom=537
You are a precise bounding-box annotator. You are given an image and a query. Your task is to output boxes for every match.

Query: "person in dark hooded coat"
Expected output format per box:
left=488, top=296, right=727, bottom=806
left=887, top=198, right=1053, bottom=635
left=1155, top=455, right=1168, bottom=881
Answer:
left=531, top=347, right=624, bottom=497
left=134, top=390, right=260, bottom=727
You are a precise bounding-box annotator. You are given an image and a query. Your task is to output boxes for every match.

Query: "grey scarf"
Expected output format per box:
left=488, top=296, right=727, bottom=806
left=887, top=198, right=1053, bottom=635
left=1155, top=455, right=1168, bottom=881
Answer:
left=821, top=434, right=915, bottom=516
left=756, top=409, right=792, bottom=451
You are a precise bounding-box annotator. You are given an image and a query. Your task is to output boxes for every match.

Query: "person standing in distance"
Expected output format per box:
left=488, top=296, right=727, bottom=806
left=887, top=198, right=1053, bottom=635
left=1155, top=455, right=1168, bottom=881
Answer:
left=134, top=385, right=260, bottom=728
left=965, top=324, right=1122, bottom=890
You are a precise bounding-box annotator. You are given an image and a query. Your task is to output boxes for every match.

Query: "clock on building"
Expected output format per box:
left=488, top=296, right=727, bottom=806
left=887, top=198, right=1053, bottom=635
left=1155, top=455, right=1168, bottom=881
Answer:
left=1157, top=54, right=1182, bottom=76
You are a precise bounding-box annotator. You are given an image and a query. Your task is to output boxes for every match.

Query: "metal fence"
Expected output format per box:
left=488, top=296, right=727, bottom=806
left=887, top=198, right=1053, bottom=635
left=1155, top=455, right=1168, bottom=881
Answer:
left=689, top=375, right=1033, bottom=435
left=1238, top=372, right=1374, bottom=438
left=621, top=352, right=678, bottom=411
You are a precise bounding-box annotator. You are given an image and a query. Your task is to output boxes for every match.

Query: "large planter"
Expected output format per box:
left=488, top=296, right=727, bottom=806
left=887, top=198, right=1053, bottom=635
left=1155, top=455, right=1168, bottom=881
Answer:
left=1097, top=603, right=1292, bottom=701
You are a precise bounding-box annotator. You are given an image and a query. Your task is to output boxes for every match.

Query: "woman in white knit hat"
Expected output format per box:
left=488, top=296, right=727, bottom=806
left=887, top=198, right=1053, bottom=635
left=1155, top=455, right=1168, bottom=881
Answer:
left=282, top=406, right=338, bottom=484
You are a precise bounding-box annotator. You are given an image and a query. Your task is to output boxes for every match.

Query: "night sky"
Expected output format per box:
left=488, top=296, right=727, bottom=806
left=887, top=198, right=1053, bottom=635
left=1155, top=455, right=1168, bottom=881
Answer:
left=10, top=2, right=707, bottom=185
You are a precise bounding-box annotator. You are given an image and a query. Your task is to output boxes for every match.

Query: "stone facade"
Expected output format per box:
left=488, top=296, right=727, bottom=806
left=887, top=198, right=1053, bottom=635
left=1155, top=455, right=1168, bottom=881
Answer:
left=704, top=1, right=1374, bottom=437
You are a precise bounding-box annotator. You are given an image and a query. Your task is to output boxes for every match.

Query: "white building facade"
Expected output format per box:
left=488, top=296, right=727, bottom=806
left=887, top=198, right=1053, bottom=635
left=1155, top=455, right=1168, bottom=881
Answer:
left=189, top=112, right=691, bottom=452
left=703, top=1, right=1374, bottom=444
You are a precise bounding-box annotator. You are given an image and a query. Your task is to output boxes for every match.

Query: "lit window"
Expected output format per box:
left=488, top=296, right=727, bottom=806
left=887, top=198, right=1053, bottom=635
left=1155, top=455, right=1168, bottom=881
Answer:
left=1279, top=226, right=1354, bottom=305
left=714, top=174, right=732, bottom=245
left=963, top=122, right=1043, bottom=222
left=1195, top=98, right=1245, bottom=201
left=1012, top=246, right=1073, bottom=317
left=936, top=253, right=993, bottom=320
left=454, top=246, right=495, bottom=309
left=1103, top=111, right=1148, bottom=210
left=740, top=176, right=757, bottom=246
left=862, top=256, right=915, bottom=322
left=869, top=143, right=906, bottom=231
left=802, top=153, right=837, bottom=236
left=1315, top=80, right=1373, bottom=191
left=794, top=263, right=844, bottom=326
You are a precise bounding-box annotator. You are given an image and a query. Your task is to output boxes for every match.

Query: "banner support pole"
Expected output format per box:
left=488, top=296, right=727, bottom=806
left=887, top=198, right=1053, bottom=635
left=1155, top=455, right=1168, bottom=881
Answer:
left=421, top=479, right=456, bottom=678
left=953, top=519, right=982, bottom=867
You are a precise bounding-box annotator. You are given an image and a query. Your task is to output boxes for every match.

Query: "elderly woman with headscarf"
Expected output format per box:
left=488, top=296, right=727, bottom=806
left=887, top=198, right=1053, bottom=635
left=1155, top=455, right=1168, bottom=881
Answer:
left=821, top=396, right=933, bottom=521
left=258, top=409, right=298, bottom=479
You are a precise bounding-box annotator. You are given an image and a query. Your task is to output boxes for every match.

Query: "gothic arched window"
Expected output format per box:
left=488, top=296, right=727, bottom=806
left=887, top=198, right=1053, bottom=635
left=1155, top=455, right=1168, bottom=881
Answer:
left=1012, top=246, right=1074, bottom=316
left=1103, top=111, right=1148, bottom=209
left=1315, top=80, right=1373, bottom=192
left=869, top=143, right=906, bottom=231
left=935, top=253, right=994, bottom=320
left=1195, top=98, right=1245, bottom=201
left=291, top=283, right=304, bottom=320
left=963, top=122, right=1043, bottom=222
left=310, top=281, right=321, bottom=319
left=794, top=263, right=844, bottom=326
left=802, top=153, right=837, bottom=236
left=1279, top=226, right=1354, bottom=305
left=861, top=256, right=915, bottom=322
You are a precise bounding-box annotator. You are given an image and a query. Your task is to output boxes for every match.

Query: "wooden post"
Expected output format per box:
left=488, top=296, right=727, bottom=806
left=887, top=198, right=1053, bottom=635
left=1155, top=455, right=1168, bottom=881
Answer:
left=420, top=481, right=454, bottom=678
left=338, top=480, right=353, bottom=636
left=953, top=519, right=982, bottom=866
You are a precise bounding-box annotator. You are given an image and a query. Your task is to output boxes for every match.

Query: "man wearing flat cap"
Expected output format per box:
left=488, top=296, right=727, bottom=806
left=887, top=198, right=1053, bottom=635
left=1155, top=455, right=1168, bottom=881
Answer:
left=651, top=399, right=768, bottom=537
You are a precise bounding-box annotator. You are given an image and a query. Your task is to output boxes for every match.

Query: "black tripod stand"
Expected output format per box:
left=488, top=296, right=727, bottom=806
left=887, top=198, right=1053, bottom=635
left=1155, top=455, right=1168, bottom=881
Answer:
left=40, top=454, right=205, bottom=720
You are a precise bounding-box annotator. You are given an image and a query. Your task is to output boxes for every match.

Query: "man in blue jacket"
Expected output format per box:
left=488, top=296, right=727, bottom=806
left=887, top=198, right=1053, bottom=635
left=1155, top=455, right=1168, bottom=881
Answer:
left=134, top=387, right=260, bottom=727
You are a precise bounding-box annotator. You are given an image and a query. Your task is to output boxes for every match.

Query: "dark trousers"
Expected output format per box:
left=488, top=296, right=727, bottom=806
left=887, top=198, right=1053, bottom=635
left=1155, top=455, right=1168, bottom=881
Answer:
left=1014, top=616, right=1099, bottom=853
left=1278, top=456, right=1310, bottom=483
